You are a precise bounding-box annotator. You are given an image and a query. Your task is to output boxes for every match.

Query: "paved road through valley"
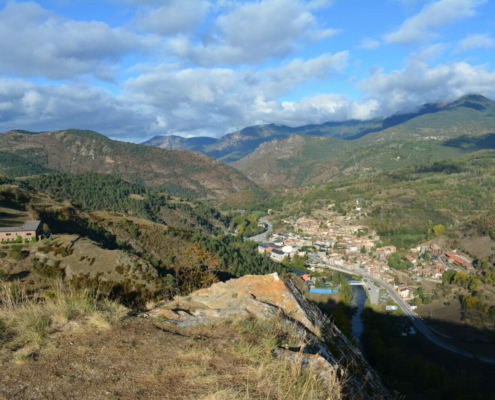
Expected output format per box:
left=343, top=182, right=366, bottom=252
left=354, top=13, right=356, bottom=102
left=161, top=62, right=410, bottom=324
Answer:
left=317, top=261, right=495, bottom=364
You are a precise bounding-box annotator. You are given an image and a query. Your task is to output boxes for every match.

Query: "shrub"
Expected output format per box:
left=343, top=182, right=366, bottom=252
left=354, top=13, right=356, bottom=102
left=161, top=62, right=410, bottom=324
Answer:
left=0, top=269, right=8, bottom=281
left=0, top=282, right=127, bottom=345
left=8, top=248, right=29, bottom=261
left=0, top=251, right=6, bottom=259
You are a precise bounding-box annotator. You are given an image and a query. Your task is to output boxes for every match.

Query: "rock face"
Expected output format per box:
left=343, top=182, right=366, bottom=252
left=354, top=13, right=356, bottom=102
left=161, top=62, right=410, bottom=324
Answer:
left=142, top=135, right=218, bottom=152
left=148, top=273, right=392, bottom=399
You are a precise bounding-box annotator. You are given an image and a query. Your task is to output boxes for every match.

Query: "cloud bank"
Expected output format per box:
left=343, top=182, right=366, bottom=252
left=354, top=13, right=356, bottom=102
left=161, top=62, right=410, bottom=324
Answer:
left=0, top=0, right=493, bottom=141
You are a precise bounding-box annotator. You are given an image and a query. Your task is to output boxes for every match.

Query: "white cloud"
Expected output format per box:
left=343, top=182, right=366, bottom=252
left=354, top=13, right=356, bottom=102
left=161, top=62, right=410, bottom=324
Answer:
left=358, top=57, right=495, bottom=116
left=122, top=52, right=349, bottom=136
left=3, top=55, right=495, bottom=141
left=385, top=0, right=484, bottom=44
left=0, top=78, right=148, bottom=137
left=0, top=1, right=145, bottom=80
left=259, top=52, right=348, bottom=98
left=358, top=38, right=380, bottom=49
left=137, top=0, right=209, bottom=36
left=168, top=0, right=339, bottom=66
left=454, top=33, right=494, bottom=53
left=419, top=42, right=447, bottom=59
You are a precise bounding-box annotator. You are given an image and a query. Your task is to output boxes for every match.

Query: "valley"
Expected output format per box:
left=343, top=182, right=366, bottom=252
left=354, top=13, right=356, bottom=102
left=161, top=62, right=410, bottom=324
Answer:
left=2, top=93, right=495, bottom=399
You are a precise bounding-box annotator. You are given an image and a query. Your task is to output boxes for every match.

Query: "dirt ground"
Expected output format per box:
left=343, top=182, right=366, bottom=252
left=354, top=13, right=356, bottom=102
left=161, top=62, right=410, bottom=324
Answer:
left=0, top=318, right=250, bottom=400
left=416, top=298, right=462, bottom=325
left=460, top=235, right=495, bottom=258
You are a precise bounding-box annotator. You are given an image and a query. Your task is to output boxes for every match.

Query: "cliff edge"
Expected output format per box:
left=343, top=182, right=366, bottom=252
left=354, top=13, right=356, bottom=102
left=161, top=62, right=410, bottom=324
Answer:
left=148, top=273, right=392, bottom=399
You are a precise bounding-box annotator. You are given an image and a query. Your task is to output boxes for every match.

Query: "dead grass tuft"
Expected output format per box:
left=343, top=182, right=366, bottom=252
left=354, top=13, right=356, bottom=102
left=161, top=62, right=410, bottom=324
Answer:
left=244, top=356, right=344, bottom=400
left=0, top=280, right=128, bottom=346
left=228, top=317, right=344, bottom=400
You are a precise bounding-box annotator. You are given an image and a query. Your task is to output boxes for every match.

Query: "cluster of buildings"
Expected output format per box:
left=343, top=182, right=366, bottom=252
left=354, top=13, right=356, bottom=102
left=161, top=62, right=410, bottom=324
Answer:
left=259, top=214, right=474, bottom=303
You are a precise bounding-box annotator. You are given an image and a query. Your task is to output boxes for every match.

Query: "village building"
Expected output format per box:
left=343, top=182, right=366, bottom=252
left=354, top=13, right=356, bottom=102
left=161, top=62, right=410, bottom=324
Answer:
left=0, top=220, right=43, bottom=242
left=269, top=249, right=285, bottom=262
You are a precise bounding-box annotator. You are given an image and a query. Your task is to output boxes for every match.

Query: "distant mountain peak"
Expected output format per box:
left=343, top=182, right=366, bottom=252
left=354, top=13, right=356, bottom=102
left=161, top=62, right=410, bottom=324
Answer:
left=449, top=94, right=495, bottom=111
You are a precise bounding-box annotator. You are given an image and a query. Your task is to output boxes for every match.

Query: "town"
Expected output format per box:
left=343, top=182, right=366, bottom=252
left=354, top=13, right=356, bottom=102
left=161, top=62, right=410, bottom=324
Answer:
left=256, top=207, right=474, bottom=308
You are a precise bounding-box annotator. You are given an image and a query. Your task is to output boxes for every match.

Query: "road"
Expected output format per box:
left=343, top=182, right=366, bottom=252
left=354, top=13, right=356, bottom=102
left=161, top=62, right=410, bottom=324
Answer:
left=313, top=259, right=495, bottom=364
left=246, top=219, right=272, bottom=243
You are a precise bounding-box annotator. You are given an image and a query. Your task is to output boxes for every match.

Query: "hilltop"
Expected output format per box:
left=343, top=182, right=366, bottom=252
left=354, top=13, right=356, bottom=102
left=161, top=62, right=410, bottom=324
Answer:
left=142, top=135, right=218, bottom=152
left=0, top=129, right=256, bottom=199
left=0, top=273, right=391, bottom=399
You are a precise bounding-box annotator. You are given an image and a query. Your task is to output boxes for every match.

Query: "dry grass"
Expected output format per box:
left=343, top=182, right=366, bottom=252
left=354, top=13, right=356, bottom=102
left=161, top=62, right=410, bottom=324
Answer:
left=0, top=280, right=127, bottom=346
left=0, top=281, right=346, bottom=399
left=226, top=317, right=344, bottom=400
left=0, top=310, right=348, bottom=400
left=242, top=356, right=343, bottom=400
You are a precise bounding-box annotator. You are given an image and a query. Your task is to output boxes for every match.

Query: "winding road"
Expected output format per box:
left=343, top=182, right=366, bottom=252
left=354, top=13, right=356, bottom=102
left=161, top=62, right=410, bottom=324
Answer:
left=316, top=261, right=495, bottom=364
left=246, top=219, right=273, bottom=243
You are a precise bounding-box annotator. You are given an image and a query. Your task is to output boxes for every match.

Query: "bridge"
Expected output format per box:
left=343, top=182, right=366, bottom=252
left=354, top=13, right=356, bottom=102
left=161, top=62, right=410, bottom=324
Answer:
left=348, top=280, right=366, bottom=286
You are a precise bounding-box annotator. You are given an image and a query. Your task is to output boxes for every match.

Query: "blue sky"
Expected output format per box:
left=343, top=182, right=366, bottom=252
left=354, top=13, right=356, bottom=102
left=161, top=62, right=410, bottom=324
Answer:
left=0, top=0, right=494, bottom=142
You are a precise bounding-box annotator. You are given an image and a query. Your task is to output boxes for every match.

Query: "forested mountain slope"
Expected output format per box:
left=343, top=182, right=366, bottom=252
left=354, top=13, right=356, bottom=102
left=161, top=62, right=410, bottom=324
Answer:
left=289, top=150, right=495, bottom=250
left=358, top=94, right=495, bottom=145
left=0, top=176, right=287, bottom=299
left=231, top=133, right=480, bottom=187
left=0, top=129, right=257, bottom=199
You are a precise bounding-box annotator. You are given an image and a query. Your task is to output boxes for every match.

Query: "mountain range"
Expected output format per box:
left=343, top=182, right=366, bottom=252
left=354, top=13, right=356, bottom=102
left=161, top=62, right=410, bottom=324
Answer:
left=143, top=94, right=495, bottom=165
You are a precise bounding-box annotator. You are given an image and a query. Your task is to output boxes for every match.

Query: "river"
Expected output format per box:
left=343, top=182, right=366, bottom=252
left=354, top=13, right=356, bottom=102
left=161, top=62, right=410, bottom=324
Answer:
left=341, top=273, right=367, bottom=347
left=350, top=284, right=367, bottom=347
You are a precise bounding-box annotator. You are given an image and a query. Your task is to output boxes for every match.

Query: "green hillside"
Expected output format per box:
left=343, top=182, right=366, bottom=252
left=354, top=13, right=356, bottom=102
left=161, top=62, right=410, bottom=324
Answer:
left=233, top=133, right=480, bottom=187
left=24, top=172, right=231, bottom=234
left=0, top=151, right=56, bottom=177
left=360, top=95, right=495, bottom=145
left=296, top=150, right=495, bottom=249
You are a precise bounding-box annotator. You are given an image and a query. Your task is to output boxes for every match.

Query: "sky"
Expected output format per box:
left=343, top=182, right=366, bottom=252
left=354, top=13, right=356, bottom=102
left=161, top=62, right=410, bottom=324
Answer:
left=0, top=0, right=494, bottom=142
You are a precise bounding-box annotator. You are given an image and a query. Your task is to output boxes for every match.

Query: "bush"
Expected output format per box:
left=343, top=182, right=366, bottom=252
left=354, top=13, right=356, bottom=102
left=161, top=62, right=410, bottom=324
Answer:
left=8, top=248, right=29, bottom=261
left=0, top=269, right=8, bottom=281
left=0, top=251, right=6, bottom=259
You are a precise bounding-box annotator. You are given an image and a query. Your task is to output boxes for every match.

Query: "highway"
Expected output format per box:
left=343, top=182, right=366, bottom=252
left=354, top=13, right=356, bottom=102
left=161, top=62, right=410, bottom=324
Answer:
left=246, top=219, right=272, bottom=243
left=314, top=259, right=495, bottom=364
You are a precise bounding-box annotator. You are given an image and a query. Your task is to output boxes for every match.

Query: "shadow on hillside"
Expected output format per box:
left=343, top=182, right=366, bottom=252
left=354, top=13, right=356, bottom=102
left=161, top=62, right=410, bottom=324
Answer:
left=342, top=106, right=447, bottom=141
left=302, top=288, right=495, bottom=398
left=442, top=133, right=495, bottom=151
left=357, top=307, right=495, bottom=399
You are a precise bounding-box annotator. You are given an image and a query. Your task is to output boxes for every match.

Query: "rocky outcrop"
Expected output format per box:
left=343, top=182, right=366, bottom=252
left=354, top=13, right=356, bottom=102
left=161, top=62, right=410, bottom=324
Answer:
left=142, top=135, right=218, bottom=151
left=147, top=273, right=392, bottom=399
